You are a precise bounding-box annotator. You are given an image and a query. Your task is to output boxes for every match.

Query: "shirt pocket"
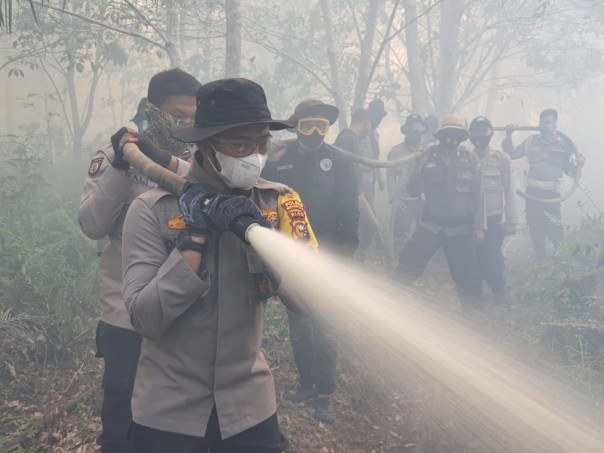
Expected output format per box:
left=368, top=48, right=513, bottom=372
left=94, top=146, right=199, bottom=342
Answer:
left=423, top=164, right=446, bottom=194
left=455, top=170, right=473, bottom=193
left=482, top=167, right=502, bottom=192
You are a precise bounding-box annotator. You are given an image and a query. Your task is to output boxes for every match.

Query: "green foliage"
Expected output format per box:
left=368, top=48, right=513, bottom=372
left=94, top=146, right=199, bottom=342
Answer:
left=0, top=131, right=99, bottom=360
left=511, top=215, right=604, bottom=398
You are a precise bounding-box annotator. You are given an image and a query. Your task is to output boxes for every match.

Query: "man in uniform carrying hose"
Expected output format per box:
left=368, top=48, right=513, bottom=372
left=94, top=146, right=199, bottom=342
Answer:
left=79, top=68, right=200, bottom=453
left=502, top=109, right=585, bottom=260
left=121, top=78, right=318, bottom=453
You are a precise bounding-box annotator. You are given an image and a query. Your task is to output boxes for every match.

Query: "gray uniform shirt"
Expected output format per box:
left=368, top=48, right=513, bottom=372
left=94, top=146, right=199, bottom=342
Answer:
left=78, top=146, right=189, bottom=330
left=477, top=147, right=518, bottom=225
left=122, top=164, right=310, bottom=439
left=387, top=142, right=420, bottom=203
left=502, top=134, right=578, bottom=191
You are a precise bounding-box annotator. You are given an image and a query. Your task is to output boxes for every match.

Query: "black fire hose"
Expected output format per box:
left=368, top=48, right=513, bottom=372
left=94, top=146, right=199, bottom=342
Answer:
left=492, top=127, right=582, bottom=204
left=122, top=143, right=259, bottom=242
left=272, top=138, right=423, bottom=168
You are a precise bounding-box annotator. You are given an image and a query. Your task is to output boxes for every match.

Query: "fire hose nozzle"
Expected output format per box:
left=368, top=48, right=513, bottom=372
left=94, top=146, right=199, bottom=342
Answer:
left=230, top=216, right=262, bottom=243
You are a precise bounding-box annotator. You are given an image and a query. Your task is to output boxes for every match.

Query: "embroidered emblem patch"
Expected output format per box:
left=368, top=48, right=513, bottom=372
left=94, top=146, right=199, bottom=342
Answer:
left=168, top=214, right=187, bottom=230
left=292, top=219, right=310, bottom=240
left=88, top=157, right=103, bottom=176
left=261, top=208, right=278, bottom=224
left=320, top=158, right=333, bottom=172
left=281, top=199, right=311, bottom=240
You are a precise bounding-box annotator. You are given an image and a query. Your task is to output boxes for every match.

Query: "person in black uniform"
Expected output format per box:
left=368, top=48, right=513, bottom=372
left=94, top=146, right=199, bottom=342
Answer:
left=393, top=115, right=485, bottom=308
left=262, top=99, right=359, bottom=425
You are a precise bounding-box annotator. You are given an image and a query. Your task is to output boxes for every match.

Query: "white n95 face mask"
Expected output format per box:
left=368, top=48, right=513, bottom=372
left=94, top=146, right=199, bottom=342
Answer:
left=211, top=148, right=268, bottom=190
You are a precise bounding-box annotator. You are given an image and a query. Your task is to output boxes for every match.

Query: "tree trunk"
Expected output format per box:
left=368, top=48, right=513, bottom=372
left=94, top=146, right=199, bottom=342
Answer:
left=434, top=2, right=465, bottom=117
left=403, top=0, right=429, bottom=116
left=352, top=0, right=380, bottom=110
left=225, top=0, right=242, bottom=77
left=319, top=0, right=349, bottom=128
left=65, top=64, right=81, bottom=159
left=166, top=0, right=183, bottom=68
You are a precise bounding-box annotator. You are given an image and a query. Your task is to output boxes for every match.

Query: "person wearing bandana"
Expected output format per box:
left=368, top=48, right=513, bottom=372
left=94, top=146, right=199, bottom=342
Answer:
left=502, top=109, right=585, bottom=260
left=387, top=114, right=427, bottom=244
left=262, top=99, right=360, bottom=425
left=393, top=115, right=485, bottom=309
left=79, top=68, right=200, bottom=453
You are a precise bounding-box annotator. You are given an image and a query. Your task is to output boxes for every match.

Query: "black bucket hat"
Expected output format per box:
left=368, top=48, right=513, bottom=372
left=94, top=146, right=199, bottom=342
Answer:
left=171, top=78, right=294, bottom=143
left=288, top=99, right=339, bottom=125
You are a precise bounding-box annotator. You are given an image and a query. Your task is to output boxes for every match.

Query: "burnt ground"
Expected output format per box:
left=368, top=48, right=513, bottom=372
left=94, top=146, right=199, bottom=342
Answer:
left=0, top=231, right=599, bottom=452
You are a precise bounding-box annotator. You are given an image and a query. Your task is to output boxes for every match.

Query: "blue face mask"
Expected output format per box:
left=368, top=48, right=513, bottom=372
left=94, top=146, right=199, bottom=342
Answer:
left=539, top=121, right=557, bottom=142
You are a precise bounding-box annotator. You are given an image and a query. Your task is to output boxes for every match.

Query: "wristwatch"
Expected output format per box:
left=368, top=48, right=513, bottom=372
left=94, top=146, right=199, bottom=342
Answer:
left=175, top=231, right=207, bottom=253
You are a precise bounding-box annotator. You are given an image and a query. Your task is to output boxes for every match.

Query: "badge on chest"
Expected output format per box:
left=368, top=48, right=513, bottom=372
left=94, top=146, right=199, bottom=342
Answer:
left=320, top=158, right=333, bottom=172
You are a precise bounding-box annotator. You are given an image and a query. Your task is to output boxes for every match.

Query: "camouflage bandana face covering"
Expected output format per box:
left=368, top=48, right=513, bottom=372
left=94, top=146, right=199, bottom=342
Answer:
left=144, top=102, right=195, bottom=159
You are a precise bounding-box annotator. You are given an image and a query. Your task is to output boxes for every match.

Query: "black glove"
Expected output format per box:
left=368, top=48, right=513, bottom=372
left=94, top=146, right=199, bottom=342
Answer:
left=204, top=195, right=271, bottom=231
left=178, top=182, right=270, bottom=242
left=110, top=127, right=131, bottom=170
left=178, top=183, right=217, bottom=238
left=136, top=133, right=173, bottom=168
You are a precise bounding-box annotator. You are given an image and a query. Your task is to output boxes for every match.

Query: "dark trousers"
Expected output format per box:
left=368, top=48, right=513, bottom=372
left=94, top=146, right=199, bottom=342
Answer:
left=525, top=187, right=563, bottom=260
left=287, top=309, right=338, bottom=394
left=391, top=199, right=423, bottom=241
left=95, top=321, right=143, bottom=453
left=475, top=215, right=506, bottom=297
left=131, top=409, right=284, bottom=453
left=395, top=223, right=482, bottom=303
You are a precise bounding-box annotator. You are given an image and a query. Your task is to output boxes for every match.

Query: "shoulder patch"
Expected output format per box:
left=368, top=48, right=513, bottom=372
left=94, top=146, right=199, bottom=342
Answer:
left=281, top=197, right=311, bottom=240
left=88, top=157, right=103, bottom=176
left=168, top=214, right=186, bottom=230
left=261, top=209, right=278, bottom=224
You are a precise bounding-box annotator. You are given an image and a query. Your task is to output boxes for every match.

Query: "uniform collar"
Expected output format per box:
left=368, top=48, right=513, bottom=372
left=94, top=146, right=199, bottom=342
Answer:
left=186, top=158, right=227, bottom=192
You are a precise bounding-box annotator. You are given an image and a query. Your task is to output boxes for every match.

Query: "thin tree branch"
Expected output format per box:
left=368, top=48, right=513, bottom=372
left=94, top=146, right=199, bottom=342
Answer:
left=123, top=0, right=168, bottom=43
left=385, top=0, right=447, bottom=44
left=29, top=1, right=165, bottom=50
left=362, top=0, right=400, bottom=101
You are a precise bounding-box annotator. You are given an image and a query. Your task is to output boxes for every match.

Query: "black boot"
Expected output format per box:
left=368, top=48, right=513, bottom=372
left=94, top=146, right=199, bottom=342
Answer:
left=314, top=395, right=336, bottom=424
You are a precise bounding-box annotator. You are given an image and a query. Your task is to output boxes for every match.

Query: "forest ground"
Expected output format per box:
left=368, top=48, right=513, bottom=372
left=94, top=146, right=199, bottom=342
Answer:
left=1, top=230, right=602, bottom=453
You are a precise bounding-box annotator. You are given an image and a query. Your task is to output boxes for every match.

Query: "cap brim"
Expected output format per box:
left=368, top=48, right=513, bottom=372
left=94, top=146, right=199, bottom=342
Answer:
left=288, top=104, right=339, bottom=125
left=171, top=119, right=296, bottom=143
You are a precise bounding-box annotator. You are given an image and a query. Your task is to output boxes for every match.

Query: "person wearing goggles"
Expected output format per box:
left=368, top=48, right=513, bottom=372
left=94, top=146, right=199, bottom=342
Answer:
left=296, top=117, right=331, bottom=137
left=262, top=99, right=360, bottom=425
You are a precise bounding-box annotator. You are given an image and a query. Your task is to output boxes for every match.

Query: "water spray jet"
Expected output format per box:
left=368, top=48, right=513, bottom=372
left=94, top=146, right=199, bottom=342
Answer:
left=124, top=141, right=604, bottom=452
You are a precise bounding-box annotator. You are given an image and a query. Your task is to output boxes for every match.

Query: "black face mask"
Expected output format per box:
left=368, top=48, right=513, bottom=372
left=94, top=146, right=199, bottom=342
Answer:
left=441, top=136, right=462, bottom=149
left=405, top=130, right=423, bottom=148
left=470, top=135, right=492, bottom=150
left=299, top=132, right=325, bottom=150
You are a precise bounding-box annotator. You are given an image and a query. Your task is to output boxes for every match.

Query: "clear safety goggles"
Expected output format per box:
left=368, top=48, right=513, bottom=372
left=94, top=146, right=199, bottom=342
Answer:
left=297, top=117, right=330, bottom=136
left=210, top=137, right=272, bottom=158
